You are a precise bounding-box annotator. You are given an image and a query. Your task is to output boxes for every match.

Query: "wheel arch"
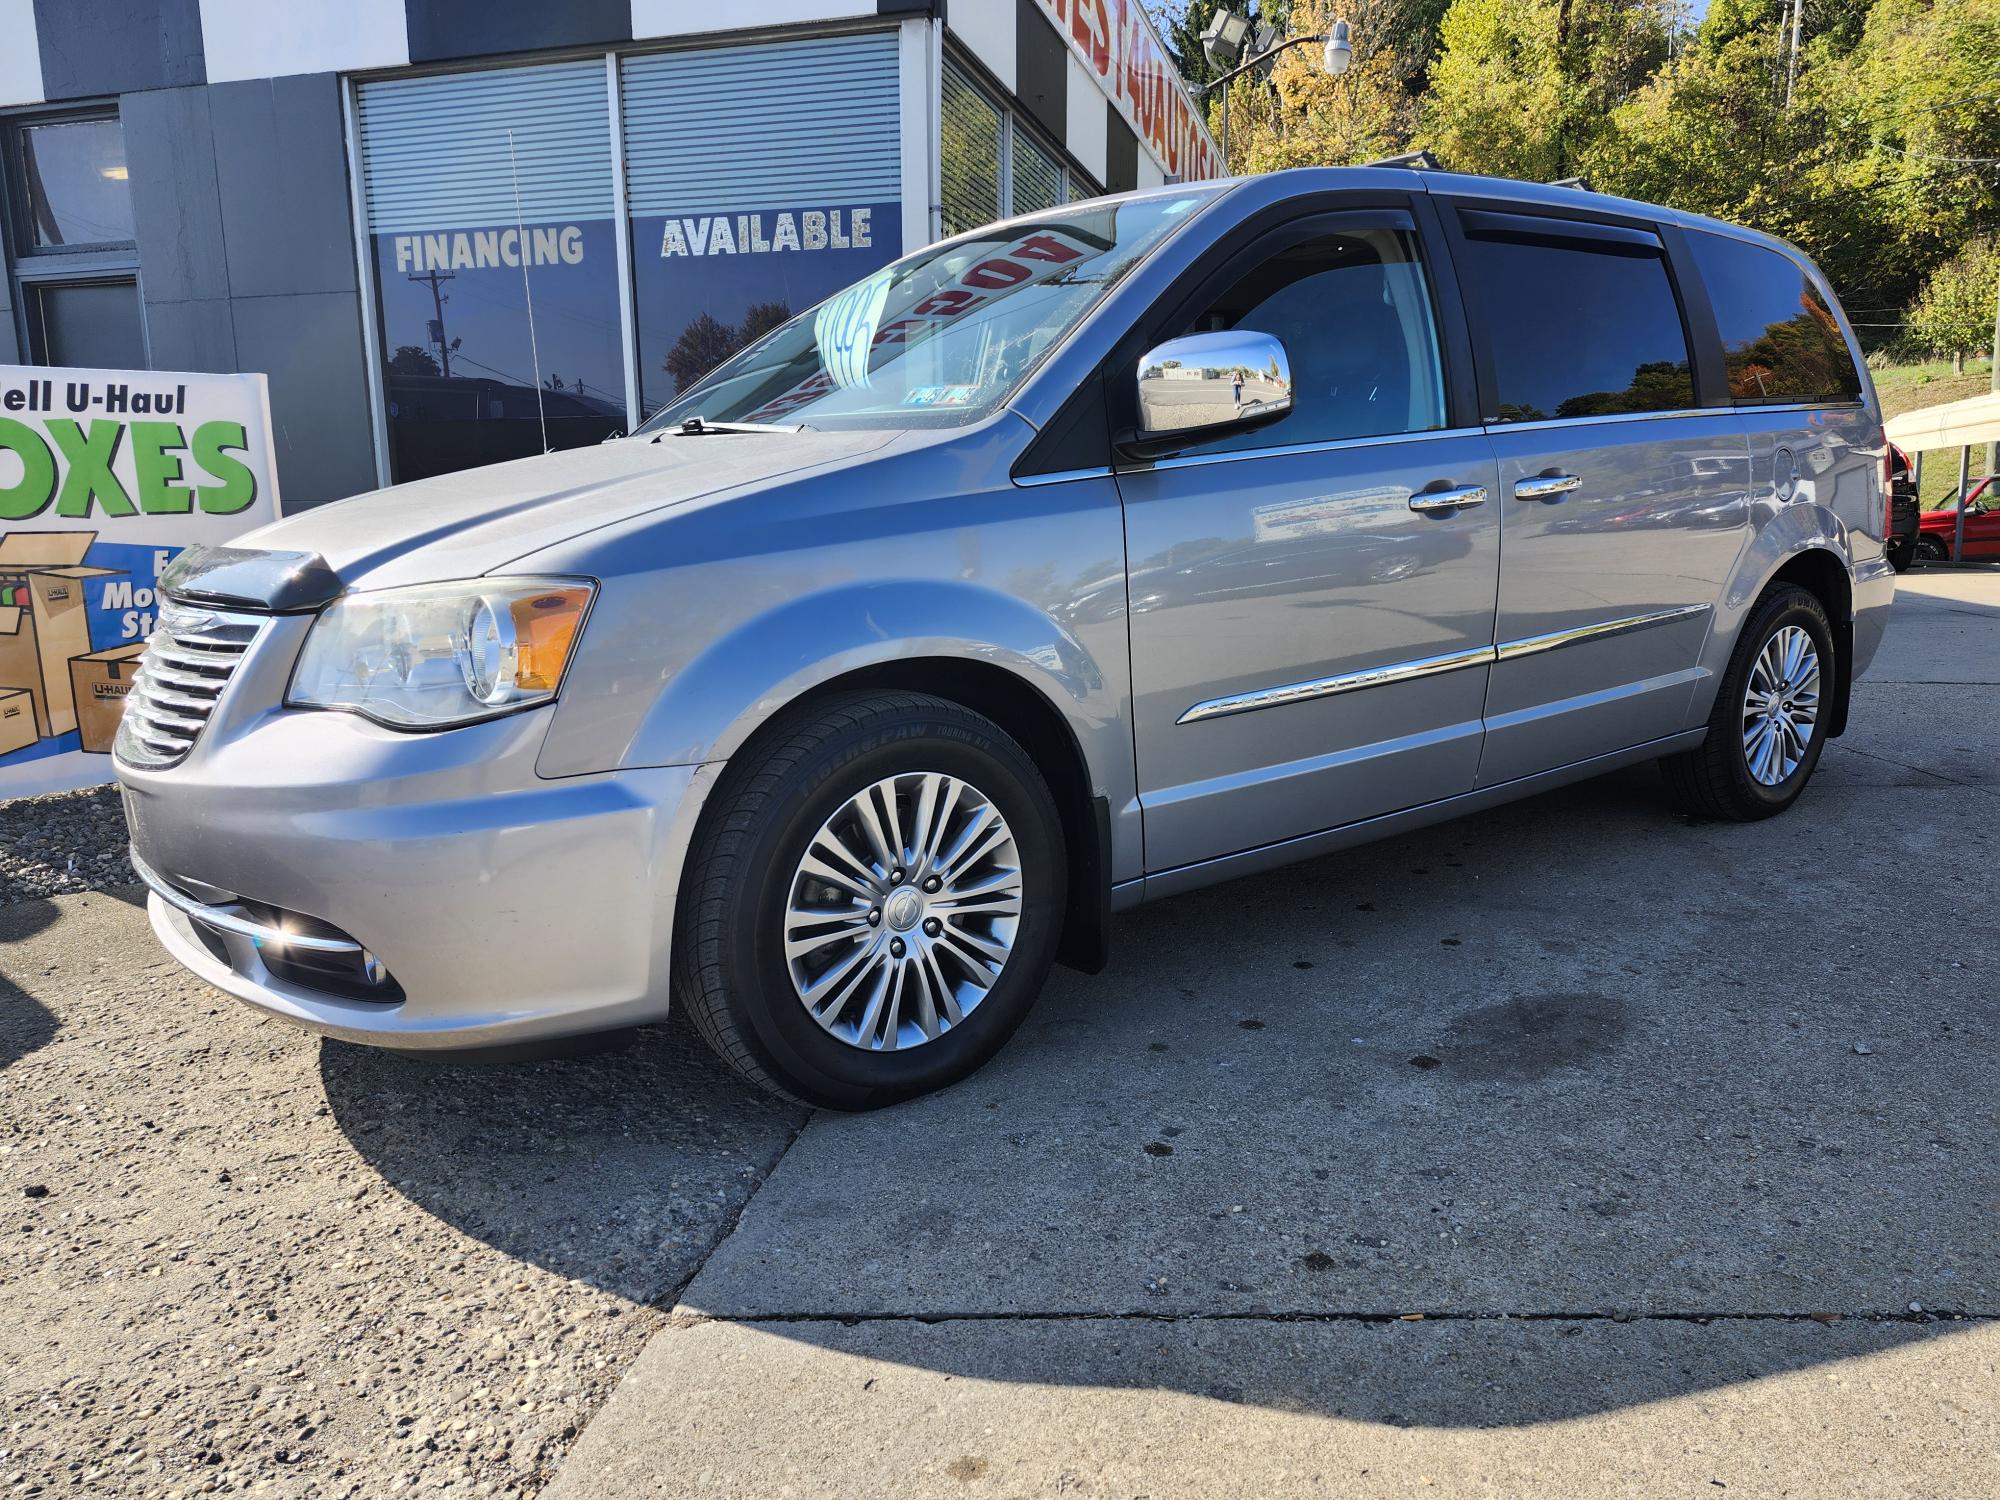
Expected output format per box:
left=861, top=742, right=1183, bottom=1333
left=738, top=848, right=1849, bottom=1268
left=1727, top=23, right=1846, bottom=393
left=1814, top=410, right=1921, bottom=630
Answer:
left=647, top=581, right=1126, bottom=978
left=1764, top=546, right=1853, bottom=738
left=717, top=658, right=1114, bottom=975
left=1704, top=504, right=1858, bottom=740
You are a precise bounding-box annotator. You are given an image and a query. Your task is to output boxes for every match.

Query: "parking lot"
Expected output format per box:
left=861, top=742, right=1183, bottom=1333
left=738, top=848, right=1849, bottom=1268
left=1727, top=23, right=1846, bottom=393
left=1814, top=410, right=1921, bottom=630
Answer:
left=4, top=569, right=1995, bottom=1498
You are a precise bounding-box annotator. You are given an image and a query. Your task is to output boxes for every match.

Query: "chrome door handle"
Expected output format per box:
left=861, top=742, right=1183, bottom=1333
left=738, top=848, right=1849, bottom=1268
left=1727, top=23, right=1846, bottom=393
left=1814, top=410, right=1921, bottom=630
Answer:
left=1515, top=473, right=1583, bottom=500
left=1408, top=484, right=1488, bottom=513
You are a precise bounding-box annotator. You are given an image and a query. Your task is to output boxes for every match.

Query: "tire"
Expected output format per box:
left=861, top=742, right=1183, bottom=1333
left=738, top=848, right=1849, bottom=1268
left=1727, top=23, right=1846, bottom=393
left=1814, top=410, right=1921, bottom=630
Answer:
left=1887, top=538, right=1916, bottom=573
left=1915, top=536, right=1948, bottom=564
left=1660, top=584, right=1835, bottom=822
left=672, top=691, right=1066, bottom=1109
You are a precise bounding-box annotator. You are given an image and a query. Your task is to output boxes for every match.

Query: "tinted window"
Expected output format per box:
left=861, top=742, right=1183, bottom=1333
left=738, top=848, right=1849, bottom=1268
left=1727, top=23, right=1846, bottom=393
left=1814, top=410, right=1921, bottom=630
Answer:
left=16, top=118, right=133, bottom=249
left=1169, top=223, right=1448, bottom=455
left=27, top=280, right=145, bottom=368
left=1690, top=232, right=1861, bottom=405
left=1464, top=226, right=1694, bottom=422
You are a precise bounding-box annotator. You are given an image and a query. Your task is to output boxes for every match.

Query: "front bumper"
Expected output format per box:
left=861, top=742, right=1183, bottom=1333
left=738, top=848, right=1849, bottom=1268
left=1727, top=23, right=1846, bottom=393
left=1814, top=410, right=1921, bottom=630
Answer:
left=117, top=618, right=713, bottom=1047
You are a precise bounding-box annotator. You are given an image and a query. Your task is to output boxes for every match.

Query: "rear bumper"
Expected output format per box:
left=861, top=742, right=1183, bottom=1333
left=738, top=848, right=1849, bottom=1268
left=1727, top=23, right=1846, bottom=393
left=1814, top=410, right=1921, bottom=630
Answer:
left=119, top=697, right=713, bottom=1049
left=1851, top=553, right=1896, bottom=680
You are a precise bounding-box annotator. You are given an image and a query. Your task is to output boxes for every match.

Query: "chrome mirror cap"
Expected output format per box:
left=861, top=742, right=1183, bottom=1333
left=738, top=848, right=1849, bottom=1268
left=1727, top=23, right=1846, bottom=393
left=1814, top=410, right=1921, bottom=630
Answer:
left=1131, top=329, right=1293, bottom=456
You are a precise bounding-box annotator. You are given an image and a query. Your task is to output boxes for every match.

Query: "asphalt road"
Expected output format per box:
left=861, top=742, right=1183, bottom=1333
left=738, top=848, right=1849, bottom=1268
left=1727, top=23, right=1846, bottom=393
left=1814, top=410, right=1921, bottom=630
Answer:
left=4, top=569, right=1996, bottom=1498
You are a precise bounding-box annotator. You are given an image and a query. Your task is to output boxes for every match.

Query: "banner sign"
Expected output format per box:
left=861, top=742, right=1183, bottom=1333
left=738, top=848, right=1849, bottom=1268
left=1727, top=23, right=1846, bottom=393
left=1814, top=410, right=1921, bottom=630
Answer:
left=0, top=365, right=280, bottom=798
left=1035, top=0, right=1224, bottom=181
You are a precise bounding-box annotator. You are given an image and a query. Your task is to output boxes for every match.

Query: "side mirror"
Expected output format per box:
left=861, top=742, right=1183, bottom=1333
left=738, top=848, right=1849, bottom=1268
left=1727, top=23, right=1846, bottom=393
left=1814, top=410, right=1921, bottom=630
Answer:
left=1122, top=329, right=1293, bottom=459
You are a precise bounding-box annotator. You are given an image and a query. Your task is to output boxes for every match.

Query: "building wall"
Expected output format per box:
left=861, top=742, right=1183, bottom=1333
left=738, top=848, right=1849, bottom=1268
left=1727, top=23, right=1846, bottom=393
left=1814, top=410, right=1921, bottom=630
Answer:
left=121, top=75, right=378, bottom=510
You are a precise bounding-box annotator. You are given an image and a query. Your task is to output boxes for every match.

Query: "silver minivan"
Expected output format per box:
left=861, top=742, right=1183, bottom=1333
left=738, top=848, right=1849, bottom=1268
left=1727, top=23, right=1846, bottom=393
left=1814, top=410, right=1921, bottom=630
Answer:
left=117, top=168, right=1895, bottom=1107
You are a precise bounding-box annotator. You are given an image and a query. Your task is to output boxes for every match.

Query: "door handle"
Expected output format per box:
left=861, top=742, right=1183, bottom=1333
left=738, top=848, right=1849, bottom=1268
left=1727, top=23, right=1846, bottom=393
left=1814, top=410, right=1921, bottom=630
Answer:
left=1515, top=472, right=1583, bottom=501
left=1408, top=484, right=1488, bottom=513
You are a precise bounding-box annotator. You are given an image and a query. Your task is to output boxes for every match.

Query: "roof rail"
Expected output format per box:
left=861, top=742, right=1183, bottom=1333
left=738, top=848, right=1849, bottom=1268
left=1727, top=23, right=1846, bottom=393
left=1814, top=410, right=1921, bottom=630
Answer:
left=1550, top=175, right=1594, bottom=191
left=1366, top=149, right=1441, bottom=171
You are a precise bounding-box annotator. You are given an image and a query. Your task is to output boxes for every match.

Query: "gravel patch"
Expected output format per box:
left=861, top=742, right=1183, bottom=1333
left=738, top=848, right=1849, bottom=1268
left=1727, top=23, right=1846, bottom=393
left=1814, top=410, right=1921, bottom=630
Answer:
left=2, top=891, right=806, bottom=1498
left=0, top=784, right=132, bottom=906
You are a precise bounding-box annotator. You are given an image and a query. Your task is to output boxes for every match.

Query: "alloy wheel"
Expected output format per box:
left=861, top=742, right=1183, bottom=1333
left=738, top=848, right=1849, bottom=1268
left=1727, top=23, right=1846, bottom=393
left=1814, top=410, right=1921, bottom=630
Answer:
left=1740, top=624, right=1821, bottom=787
left=782, top=772, right=1024, bottom=1051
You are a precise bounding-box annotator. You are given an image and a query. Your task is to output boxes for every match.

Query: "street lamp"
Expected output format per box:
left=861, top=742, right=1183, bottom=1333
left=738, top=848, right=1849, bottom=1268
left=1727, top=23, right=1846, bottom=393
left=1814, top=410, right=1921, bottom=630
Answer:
left=1197, top=10, right=1354, bottom=175
left=1323, top=19, right=1352, bottom=76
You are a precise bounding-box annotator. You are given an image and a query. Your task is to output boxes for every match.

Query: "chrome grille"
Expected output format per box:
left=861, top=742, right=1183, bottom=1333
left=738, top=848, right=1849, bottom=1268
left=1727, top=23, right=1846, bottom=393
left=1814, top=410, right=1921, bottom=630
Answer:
left=114, top=601, right=267, bottom=769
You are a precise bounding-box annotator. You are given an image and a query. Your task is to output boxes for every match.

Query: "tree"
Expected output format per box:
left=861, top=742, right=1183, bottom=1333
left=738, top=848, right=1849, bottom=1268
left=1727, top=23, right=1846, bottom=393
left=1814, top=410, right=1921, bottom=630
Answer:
left=386, top=344, right=440, bottom=378
left=666, top=313, right=740, bottom=395
left=1908, top=238, right=1998, bottom=371
left=1419, top=0, right=1565, bottom=177
left=1218, top=0, right=1414, bottom=170
left=1582, top=0, right=1998, bottom=329
left=738, top=301, right=793, bottom=346
left=1421, top=0, right=1669, bottom=178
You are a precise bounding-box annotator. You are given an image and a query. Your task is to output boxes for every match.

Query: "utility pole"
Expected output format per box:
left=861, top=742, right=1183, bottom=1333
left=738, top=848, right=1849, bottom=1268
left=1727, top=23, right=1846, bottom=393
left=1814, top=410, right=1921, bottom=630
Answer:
left=1990, top=266, right=1999, bottom=475
left=1785, top=0, right=1802, bottom=108
left=408, top=269, right=456, bottom=378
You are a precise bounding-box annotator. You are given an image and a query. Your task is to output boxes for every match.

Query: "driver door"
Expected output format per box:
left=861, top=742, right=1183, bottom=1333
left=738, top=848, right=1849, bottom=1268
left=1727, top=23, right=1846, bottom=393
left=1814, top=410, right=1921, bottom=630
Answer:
left=1116, top=208, right=1501, bottom=873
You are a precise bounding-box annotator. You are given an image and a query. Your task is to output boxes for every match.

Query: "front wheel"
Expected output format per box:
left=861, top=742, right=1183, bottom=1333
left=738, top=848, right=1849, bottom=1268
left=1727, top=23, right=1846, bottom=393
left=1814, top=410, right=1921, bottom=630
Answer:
left=673, top=691, right=1066, bottom=1109
left=1660, top=584, right=1834, bottom=821
left=1915, top=536, right=1948, bottom=565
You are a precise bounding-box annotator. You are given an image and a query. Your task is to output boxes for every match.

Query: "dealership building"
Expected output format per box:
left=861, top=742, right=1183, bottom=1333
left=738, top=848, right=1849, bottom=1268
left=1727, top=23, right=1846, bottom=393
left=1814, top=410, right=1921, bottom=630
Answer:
left=0, top=0, right=1219, bottom=507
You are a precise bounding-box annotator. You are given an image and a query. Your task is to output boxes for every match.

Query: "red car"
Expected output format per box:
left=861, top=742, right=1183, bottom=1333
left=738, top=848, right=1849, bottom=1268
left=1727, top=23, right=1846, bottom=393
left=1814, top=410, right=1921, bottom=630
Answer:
left=1917, top=475, right=1999, bottom=563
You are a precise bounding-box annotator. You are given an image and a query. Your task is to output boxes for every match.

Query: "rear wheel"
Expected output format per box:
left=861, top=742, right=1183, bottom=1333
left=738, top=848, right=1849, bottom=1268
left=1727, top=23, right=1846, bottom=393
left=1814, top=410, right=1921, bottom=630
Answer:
left=672, top=691, right=1065, bottom=1109
left=1660, top=584, right=1834, bottom=821
left=1887, top=538, right=1916, bottom=573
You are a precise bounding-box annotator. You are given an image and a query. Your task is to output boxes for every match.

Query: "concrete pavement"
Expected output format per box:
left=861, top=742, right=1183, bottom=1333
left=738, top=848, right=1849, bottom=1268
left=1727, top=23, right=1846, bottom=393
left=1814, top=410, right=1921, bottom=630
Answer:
left=551, top=568, right=2000, bottom=1497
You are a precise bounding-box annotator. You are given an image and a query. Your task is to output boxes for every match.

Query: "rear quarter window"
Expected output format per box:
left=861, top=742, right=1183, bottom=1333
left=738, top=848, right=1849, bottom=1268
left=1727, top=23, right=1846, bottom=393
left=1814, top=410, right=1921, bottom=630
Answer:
left=1689, top=232, right=1861, bottom=405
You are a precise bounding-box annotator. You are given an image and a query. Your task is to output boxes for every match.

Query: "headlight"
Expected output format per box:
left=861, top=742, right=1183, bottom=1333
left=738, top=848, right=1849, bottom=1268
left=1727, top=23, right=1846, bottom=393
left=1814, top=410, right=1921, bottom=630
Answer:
left=288, top=578, right=595, bottom=729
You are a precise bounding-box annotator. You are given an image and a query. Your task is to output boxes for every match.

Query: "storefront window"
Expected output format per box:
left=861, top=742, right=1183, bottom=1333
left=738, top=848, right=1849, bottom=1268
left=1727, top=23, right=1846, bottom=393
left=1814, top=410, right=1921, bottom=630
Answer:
left=940, top=59, right=1089, bottom=237
left=1010, top=121, right=1064, bottom=217
left=356, top=62, right=626, bottom=482
left=622, top=34, right=904, bottom=420
left=941, top=62, right=1004, bottom=237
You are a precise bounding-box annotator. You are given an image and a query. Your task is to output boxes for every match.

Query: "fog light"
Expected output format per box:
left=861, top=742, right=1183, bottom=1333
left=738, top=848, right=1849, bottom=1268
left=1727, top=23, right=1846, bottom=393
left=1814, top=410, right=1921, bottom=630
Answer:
left=361, top=951, right=391, bottom=986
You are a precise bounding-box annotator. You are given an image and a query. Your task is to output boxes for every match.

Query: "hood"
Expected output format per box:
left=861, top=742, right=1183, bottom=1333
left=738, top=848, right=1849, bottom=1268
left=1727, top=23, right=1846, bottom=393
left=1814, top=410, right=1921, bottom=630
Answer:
left=231, top=429, right=899, bottom=590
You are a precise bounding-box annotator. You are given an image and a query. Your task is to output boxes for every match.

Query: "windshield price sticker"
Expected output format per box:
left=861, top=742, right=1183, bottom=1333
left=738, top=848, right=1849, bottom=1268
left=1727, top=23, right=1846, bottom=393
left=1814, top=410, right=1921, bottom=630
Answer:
left=743, top=229, right=1098, bottom=424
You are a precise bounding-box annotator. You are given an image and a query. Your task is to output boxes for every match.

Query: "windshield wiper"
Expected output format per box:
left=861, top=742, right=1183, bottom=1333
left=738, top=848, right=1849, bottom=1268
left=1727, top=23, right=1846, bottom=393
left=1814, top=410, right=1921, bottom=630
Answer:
left=655, top=415, right=806, bottom=440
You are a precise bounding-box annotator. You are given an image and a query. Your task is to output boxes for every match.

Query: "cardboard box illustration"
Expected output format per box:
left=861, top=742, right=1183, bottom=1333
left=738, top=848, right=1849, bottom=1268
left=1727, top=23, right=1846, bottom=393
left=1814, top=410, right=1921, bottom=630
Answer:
left=0, top=688, right=35, bottom=756
left=0, top=533, right=123, bottom=741
left=70, top=643, right=147, bottom=754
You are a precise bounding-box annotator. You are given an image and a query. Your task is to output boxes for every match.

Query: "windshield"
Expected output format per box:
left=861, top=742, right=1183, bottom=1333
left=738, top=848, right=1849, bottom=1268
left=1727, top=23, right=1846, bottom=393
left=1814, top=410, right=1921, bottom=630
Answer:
left=637, top=189, right=1218, bottom=433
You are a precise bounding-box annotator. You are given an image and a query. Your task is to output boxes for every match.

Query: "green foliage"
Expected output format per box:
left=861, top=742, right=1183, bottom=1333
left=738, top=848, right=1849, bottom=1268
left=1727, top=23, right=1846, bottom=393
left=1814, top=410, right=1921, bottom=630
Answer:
left=1419, top=0, right=1670, bottom=178
left=1228, top=0, right=1415, bottom=170
left=1158, top=0, right=1997, bottom=330
left=1908, top=238, right=1999, bottom=360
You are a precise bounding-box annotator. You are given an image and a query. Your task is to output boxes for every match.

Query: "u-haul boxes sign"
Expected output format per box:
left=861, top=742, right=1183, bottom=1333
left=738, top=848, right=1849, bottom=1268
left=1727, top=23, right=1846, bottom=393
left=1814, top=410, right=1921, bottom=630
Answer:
left=0, top=366, right=280, bottom=798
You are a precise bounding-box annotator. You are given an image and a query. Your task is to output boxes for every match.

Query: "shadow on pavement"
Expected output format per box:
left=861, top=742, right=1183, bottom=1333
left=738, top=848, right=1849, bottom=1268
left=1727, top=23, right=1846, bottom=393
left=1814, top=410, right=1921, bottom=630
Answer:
left=318, top=1015, right=807, bottom=1304
left=0, top=900, right=66, bottom=1069
left=322, top=755, right=1997, bottom=1426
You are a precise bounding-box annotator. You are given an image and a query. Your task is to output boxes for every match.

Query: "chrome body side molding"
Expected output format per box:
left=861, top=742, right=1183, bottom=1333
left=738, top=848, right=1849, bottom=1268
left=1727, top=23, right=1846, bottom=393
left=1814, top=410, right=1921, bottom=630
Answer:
left=1178, top=604, right=1713, bottom=724
left=1177, top=644, right=1494, bottom=724
left=1492, top=603, right=1712, bottom=661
